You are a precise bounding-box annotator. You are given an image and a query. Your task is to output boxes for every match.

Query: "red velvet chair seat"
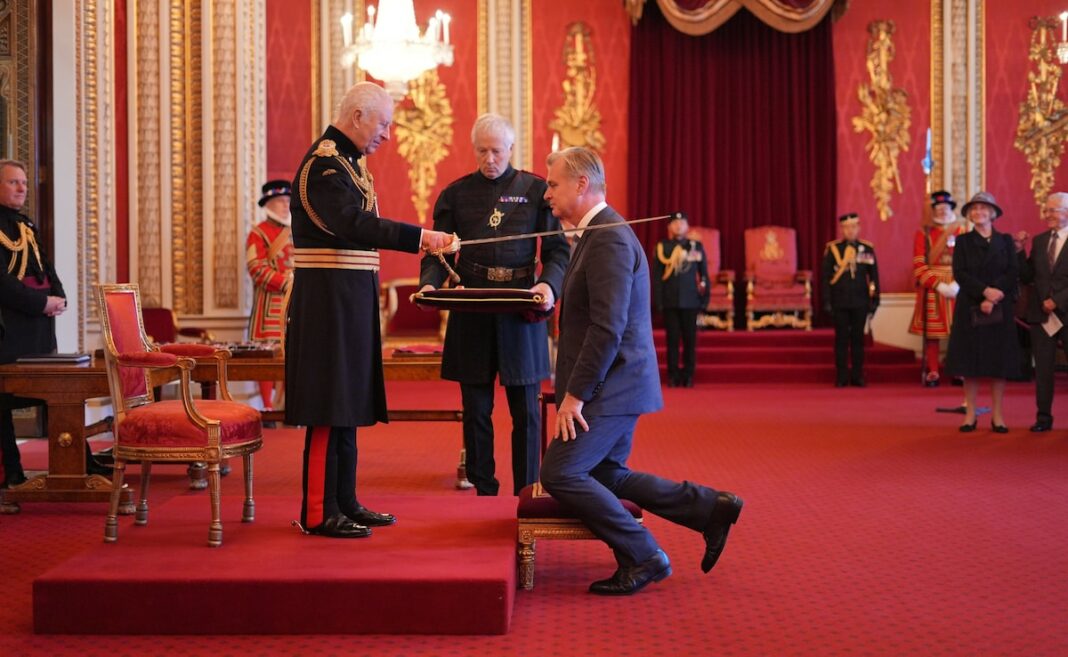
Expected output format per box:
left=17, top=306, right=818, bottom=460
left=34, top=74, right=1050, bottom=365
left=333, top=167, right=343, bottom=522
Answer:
left=121, top=400, right=261, bottom=447
left=517, top=484, right=642, bottom=519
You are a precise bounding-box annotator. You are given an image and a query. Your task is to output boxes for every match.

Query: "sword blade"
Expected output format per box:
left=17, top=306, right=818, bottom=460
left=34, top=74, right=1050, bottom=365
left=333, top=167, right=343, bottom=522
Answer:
left=456, top=214, right=673, bottom=247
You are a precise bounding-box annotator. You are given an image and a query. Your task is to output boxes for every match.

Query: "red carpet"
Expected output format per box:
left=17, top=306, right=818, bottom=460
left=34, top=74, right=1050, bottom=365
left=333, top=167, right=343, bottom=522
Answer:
left=655, top=328, right=918, bottom=383
left=2, top=379, right=1067, bottom=655
left=33, top=494, right=516, bottom=635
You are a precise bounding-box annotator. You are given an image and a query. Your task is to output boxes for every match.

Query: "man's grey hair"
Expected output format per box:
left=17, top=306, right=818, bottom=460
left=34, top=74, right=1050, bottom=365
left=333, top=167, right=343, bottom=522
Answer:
left=1048, top=192, right=1068, bottom=207
left=0, top=159, right=27, bottom=176
left=471, top=113, right=515, bottom=146
left=546, top=147, right=606, bottom=194
left=334, top=82, right=392, bottom=125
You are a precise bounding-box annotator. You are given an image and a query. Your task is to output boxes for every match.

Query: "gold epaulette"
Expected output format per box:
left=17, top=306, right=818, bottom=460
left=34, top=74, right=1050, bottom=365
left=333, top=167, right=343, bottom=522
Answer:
left=313, top=139, right=339, bottom=158
left=824, top=239, right=838, bottom=252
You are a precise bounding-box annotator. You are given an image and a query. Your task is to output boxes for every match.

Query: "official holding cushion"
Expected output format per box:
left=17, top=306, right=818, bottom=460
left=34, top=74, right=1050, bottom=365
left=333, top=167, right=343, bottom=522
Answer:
left=419, top=113, right=570, bottom=497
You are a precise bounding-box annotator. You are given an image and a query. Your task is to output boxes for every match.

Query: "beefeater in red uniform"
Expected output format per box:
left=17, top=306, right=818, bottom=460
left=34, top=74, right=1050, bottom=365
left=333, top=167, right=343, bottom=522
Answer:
left=285, top=82, right=454, bottom=538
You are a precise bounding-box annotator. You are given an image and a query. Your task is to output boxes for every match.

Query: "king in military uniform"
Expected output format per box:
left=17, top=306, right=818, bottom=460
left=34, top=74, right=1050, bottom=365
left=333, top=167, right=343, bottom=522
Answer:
left=652, top=211, right=709, bottom=387
left=285, top=82, right=454, bottom=538
left=908, top=190, right=963, bottom=386
left=246, top=179, right=294, bottom=412
left=419, top=113, right=569, bottom=496
left=821, top=213, right=880, bottom=387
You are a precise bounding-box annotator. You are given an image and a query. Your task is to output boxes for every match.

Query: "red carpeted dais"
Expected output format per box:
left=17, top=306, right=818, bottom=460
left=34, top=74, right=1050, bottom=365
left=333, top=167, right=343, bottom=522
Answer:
left=33, top=494, right=516, bottom=635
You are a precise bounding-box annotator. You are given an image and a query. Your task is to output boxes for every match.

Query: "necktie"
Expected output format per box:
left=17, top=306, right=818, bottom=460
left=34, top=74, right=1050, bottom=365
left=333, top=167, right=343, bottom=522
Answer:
left=1049, top=231, right=1059, bottom=269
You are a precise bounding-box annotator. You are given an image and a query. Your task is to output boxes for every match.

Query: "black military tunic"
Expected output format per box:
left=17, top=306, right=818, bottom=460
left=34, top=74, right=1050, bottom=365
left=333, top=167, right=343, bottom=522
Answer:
left=0, top=206, right=63, bottom=364
left=652, top=237, right=709, bottom=386
left=419, top=166, right=570, bottom=386
left=821, top=239, right=880, bottom=385
left=285, top=125, right=422, bottom=428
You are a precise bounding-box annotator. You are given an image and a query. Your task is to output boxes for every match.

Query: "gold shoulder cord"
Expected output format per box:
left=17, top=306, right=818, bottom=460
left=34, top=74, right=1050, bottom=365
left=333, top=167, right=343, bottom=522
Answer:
left=0, top=222, right=44, bottom=280
left=656, top=241, right=688, bottom=281
left=298, top=139, right=378, bottom=238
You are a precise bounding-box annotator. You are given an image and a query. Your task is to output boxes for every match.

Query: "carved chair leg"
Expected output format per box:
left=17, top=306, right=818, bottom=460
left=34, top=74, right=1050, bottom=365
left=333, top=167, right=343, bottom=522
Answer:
left=242, top=452, right=255, bottom=523
left=105, top=459, right=127, bottom=543
left=727, top=310, right=735, bottom=332
left=135, top=461, right=152, bottom=525
left=207, top=463, right=223, bottom=547
left=518, top=537, right=536, bottom=590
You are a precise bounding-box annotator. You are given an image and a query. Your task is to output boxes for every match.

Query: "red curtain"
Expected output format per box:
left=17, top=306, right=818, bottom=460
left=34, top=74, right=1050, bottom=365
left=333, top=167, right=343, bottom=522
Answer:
left=627, top=5, right=837, bottom=321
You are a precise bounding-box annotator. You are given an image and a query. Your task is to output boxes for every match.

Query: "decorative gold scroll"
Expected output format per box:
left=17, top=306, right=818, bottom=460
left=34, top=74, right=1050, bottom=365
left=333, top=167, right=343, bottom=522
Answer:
left=1014, top=17, right=1068, bottom=207
left=394, top=70, right=454, bottom=225
left=549, top=22, right=605, bottom=153
left=852, top=20, right=911, bottom=221
left=625, top=0, right=649, bottom=25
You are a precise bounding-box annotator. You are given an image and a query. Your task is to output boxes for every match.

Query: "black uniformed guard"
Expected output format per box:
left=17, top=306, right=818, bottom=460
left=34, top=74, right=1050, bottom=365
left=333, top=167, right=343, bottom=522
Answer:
left=821, top=213, right=880, bottom=387
left=419, top=113, right=569, bottom=496
left=652, top=212, right=709, bottom=387
left=285, top=82, right=454, bottom=538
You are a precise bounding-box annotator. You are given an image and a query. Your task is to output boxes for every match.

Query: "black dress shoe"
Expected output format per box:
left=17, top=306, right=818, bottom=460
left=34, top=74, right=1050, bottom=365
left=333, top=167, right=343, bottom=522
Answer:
left=835, top=380, right=848, bottom=388
left=850, top=378, right=866, bottom=388
left=343, top=505, right=396, bottom=527
left=2, top=470, right=27, bottom=488
left=959, top=421, right=977, bottom=433
left=702, top=492, right=744, bottom=573
left=682, top=376, right=694, bottom=388
left=1030, top=421, right=1052, bottom=433
left=589, top=549, right=672, bottom=596
left=307, top=513, right=372, bottom=538
left=86, top=459, right=112, bottom=477
left=991, top=422, right=1009, bottom=434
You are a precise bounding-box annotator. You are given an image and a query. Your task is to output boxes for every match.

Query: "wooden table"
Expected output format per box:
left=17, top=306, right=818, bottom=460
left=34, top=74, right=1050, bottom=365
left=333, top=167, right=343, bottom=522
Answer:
left=0, top=351, right=462, bottom=513
left=0, top=358, right=134, bottom=513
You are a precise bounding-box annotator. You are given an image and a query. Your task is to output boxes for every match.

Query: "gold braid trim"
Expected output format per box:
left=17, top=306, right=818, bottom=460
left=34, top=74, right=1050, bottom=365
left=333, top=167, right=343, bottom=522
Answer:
left=298, top=140, right=378, bottom=238
left=0, top=222, right=44, bottom=280
left=828, top=242, right=857, bottom=285
left=656, top=242, right=690, bottom=281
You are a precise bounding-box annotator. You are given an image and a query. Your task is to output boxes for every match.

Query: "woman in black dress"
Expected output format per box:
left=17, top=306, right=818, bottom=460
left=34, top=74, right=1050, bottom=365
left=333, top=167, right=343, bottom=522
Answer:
left=946, top=192, right=1020, bottom=433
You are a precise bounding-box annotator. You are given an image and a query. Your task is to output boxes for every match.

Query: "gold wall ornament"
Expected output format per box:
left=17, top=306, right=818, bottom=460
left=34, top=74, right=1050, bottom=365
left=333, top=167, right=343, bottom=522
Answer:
left=1014, top=17, right=1068, bottom=207
left=549, top=22, right=605, bottom=153
left=625, top=0, right=648, bottom=26
left=852, top=20, right=911, bottom=221
left=394, top=69, right=454, bottom=225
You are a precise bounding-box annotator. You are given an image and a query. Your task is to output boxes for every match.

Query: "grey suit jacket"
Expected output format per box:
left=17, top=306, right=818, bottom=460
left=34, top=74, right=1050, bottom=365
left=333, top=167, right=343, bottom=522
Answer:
left=555, top=206, right=663, bottom=417
left=1019, top=229, right=1068, bottom=324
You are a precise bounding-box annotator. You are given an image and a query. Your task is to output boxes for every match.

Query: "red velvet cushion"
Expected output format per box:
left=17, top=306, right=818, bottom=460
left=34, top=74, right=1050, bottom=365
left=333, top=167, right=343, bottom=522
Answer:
left=160, top=343, right=218, bottom=358
left=517, top=484, right=642, bottom=519
left=118, top=351, right=180, bottom=368
left=119, top=400, right=261, bottom=447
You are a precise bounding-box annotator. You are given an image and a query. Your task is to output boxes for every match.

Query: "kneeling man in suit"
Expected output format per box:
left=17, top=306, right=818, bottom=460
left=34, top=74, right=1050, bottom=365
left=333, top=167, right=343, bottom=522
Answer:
left=540, top=146, right=744, bottom=596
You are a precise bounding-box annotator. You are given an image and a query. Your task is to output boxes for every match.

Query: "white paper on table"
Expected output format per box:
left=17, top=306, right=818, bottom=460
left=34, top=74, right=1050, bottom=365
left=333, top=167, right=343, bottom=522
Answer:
left=1043, top=312, right=1063, bottom=337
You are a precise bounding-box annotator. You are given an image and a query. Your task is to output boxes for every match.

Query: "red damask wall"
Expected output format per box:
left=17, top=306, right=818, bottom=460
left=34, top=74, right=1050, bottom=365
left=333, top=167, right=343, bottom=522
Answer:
left=266, top=0, right=314, bottom=180
left=986, top=1, right=1068, bottom=238
left=530, top=0, right=631, bottom=216
left=834, top=0, right=930, bottom=293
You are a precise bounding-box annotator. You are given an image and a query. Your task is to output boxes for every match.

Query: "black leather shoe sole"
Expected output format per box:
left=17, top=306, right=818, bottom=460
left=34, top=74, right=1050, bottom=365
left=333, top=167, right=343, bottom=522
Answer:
left=991, top=424, right=1009, bottom=434
left=702, top=493, right=744, bottom=573
left=306, top=514, right=372, bottom=538
left=346, top=512, right=396, bottom=527
left=959, top=422, right=977, bottom=433
left=1030, top=423, right=1052, bottom=433
left=589, top=564, right=672, bottom=596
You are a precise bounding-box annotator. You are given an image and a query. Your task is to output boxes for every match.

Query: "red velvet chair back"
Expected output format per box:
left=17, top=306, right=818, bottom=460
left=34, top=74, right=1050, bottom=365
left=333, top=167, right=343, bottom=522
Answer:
left=141, top=307, right=179, bottom=344
left=744, top=226, right=798, bottom=285
left=703, top=229, right=722, bottom=275
left=96, top=285, right=152, bottom=405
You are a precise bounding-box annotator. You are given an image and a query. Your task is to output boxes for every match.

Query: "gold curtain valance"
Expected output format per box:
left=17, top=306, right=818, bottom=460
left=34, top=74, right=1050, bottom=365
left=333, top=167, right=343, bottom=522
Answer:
left=628, top=0, right=838, bottom=35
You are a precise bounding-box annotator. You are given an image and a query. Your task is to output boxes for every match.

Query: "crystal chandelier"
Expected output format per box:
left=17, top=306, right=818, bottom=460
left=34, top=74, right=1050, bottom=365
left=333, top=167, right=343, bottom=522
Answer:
left=1059, top=12, right=1068, bottom=64
left=340, top=1, right=454, bottom=100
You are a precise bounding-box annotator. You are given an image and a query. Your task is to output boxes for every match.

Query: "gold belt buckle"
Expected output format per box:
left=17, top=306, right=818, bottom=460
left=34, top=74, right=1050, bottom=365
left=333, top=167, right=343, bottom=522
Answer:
left=486, top=267, right=512, bottom=282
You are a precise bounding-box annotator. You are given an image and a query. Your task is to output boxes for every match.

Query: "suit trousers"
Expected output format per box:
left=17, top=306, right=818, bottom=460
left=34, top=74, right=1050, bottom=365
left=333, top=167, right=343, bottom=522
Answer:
left=301, top=426, right=358, bottom=528
left=1030, top=323, right=1068, bottom=423
left=833, top=307, right=868, bottom=382
left=663, top=308, right=699, bottom=382
left=460, top=382, right=540, bottom=496
left=540, top=413, right=720, bottom=567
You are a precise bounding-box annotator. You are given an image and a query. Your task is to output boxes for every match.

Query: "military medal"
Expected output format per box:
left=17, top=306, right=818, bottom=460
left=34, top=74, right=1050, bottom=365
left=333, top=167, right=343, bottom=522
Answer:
left=488, top=207, right=504, bottom=228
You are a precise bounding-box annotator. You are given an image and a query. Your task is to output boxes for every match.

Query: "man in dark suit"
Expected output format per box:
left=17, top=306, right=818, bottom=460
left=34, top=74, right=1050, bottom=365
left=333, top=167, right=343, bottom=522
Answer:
left=539, top=147, right=744, bottom=596
left=1016, top=191, right=1068, bottom=432
left=285, top=82, right=454, bottom=538
left=420, top=113, right=569, bottom=497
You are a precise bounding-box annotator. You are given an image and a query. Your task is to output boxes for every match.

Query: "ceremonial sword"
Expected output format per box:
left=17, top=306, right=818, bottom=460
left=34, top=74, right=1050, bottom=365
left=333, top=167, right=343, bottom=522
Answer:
left=429, top=213, right=674, bottom=284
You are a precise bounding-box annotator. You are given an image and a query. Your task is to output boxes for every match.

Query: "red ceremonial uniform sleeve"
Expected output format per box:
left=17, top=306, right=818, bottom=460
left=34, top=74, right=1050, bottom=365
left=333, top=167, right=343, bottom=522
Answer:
left=912, top=229, right=940, bottom=290
left=245, top=229, right=289, bottom=293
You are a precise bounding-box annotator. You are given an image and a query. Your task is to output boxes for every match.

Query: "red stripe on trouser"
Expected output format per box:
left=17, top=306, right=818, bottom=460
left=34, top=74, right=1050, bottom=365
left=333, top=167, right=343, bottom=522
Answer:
left=304, top=426, right=331, bottom=527
left=924, top=340, right=941, bottom=374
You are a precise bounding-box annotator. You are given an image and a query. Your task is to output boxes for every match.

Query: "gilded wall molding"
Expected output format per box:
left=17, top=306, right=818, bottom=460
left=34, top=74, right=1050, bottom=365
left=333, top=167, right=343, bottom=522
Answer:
left=0, top=1, right=38, bottom=216
left=477, top=0, right=534, bottom=170
left=1014, top=17, right=1067, bottom=207
left=548, top=22, right=605, bottom=153
left=318, top=0, right=365, bottom=136
left=394, top=69, right=454, bottom=224
left=943, top=0, right=984, bottom=198
left=212, top=1, right=238, bottom=309
left=930, top=0, right=944, bottom=190
left=852, top=20, right=911, bottom=221
left=135, top=0, right=163, bottom=307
